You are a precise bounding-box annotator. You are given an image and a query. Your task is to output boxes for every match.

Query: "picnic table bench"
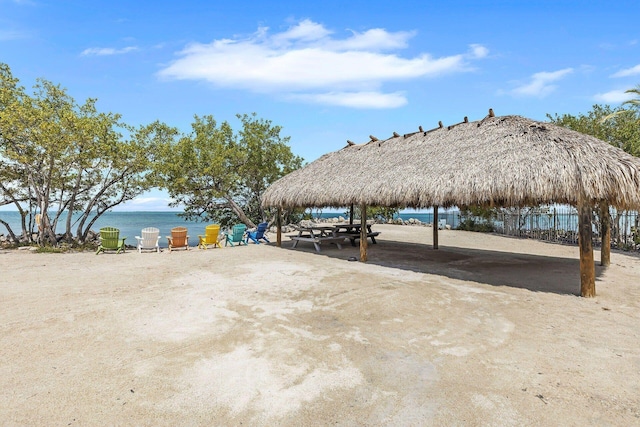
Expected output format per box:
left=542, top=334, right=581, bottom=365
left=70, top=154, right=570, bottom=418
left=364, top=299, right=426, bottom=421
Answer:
left=332, top=223, right=381, bottom=246
left=290, top=226, right=345, bottom=252
left=290, top=224, right=381, bottom=252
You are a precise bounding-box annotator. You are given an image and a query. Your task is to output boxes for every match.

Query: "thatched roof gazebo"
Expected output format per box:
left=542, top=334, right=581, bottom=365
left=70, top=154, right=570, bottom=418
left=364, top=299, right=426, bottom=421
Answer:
left=262, top=112, right=640, bottom=297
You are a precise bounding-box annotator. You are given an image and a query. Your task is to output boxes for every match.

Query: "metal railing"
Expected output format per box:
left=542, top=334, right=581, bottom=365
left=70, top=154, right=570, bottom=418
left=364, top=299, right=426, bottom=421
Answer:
left=489, top=207, right=640, bottom=251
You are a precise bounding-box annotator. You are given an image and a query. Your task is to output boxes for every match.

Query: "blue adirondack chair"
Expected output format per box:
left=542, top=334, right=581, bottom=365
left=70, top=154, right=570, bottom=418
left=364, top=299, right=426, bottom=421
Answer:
left=246, top=222, right=270, bottom=244
left=225, top=224, right=247, bottom=246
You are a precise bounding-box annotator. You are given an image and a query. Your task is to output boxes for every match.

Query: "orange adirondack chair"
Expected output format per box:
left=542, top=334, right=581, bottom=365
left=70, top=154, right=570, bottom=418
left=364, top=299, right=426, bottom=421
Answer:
left=167, top=227, right=189, bottom=251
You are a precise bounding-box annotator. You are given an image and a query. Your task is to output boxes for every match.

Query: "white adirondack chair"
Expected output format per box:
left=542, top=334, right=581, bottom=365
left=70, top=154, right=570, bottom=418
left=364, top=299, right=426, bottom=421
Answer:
left=135, top=227, right=161, bottom=253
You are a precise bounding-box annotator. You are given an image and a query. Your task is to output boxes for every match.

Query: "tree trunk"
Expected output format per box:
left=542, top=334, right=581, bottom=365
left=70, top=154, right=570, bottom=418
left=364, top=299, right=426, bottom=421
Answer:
left=64, top=169, right=84, bottom=243
left=226, top=197, right=256, bottom=228
left=42, top=154, right=58, bottom=246
left=0, top=182, right=31, bottom=241
left=0, top=219, right=19, bottom=243
left=578, top=202, right=596, bottom=297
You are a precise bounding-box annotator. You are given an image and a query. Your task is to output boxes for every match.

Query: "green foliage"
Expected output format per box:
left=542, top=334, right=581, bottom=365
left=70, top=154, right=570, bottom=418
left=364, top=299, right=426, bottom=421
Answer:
left=34, top=245, right=65, bottom=253
left=344, top=205, right=399, bottom=222
left=0, top=63, right=163, bottom=245
left=150, top=115, right=235, bottom=222
left=457, top=205, right=496, bottom=232
left=152, top=113, right=303, bottom=228
left=457, top=219, right=495, bottom=232
left=236, top=113, right=303, bottom=224
left=285, top=208, right=306, bottom=224
left=547, top=103, right=640, bottom=242
left=622, top=84, right=640, bottom=110
left=369, top=207, right=399, bottom=222
left=1, top=63, right=303, bottom=240
left=547, top=104, right=640, bottom=157
left=32, top=240, right=97, bottom=253
left=632, top=226, right=640, bottom=246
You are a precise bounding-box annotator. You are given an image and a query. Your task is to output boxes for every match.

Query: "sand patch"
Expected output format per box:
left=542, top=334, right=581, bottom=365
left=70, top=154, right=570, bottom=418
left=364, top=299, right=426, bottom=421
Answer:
left=169, top=345, right=363, bottom=420
left=2, top=225, right=640, bottom=425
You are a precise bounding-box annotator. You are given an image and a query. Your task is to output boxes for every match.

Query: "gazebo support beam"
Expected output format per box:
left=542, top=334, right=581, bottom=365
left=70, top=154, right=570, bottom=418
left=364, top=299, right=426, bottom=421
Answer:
left=599, top=202, right=611, bottom=267
left=578, top=202, right=596, bottom=297
left=359, top=204, right=368, bottom=262
left=433, top=206, right=439, bottom=250
left=276, top=208, right=282, bottom=247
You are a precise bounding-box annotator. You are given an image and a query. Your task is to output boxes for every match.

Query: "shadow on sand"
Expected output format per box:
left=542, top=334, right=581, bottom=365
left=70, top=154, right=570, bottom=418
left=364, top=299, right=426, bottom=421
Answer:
left=279, top=237, right=606, bottom=296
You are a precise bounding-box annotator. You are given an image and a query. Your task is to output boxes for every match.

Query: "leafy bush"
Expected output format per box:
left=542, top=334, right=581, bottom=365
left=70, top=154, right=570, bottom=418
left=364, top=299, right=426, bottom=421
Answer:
left=457, top=218, right=495, bottom=232
left=458, top=205, right=497, bottom=232
left=344, top=206, right=399, bottom=222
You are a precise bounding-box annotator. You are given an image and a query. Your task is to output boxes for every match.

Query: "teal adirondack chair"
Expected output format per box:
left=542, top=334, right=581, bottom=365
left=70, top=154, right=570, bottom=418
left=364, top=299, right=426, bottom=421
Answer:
left=96, top=227, right=126, bottom=254
left=225, top=224, right=247, bottom=246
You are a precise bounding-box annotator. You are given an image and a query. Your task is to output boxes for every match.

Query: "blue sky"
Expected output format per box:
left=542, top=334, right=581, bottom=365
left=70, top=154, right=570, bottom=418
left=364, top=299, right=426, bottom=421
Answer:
left=2, top=0, right=640, bottom=211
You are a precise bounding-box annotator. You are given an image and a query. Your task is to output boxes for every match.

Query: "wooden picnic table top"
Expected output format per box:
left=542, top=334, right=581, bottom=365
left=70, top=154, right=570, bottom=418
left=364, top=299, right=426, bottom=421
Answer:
left=295, top=225, right=335, bottom=237
left=332, top=223, right=373, bottom=232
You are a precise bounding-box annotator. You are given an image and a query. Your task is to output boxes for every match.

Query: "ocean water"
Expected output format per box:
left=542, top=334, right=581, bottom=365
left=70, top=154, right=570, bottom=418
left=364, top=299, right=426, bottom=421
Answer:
left=0, top=211, right=209, bottom=248
left=318, top=211, right=461, bottom=228
left=0, top=210, right=460, bottom=247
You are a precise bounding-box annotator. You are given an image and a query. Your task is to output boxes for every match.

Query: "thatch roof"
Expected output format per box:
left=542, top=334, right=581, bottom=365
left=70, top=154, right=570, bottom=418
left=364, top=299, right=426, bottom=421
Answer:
left=263, top=114, right=640, bottom=210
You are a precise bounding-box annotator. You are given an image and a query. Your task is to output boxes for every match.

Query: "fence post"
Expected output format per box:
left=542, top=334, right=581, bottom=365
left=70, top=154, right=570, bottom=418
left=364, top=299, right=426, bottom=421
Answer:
left=359, top=204, right=368, bottom=262
left=433, top=206, right=439, bottom=250
left=276, top=208, right=282, bottom=247
left=600, top=202, right=610, bottom=267
left=578, top=202, right=596, bottom=297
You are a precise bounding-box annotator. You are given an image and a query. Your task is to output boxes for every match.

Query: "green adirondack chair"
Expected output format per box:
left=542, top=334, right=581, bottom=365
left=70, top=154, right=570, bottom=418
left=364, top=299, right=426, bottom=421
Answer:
left=225, top=224, right=247, bottom=247
left=96, top=227, right=126, bottom=254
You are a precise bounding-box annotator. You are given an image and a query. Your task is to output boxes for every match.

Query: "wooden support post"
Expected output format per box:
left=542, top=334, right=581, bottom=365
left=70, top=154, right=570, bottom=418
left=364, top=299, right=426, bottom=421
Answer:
left=578, top=202, right=596, bottom=297
left=599, top=202, right=610, bottom=267
left=349, top=204, right=354, bottom=225
left=359, top=204, right=368, bottom=262
left=433, top=206, right=439, bottom=250
left=276, top=208, right=282, bottom=247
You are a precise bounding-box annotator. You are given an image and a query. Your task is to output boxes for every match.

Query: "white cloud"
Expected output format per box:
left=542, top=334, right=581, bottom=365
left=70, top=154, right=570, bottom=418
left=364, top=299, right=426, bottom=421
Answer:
left=81, top=46, right=138, bottom=56
left=111, top=193, right=181, bottom=212
left=325, top=28, right=415, bottom=51
left=0, top=29, right=25, bottom=41
left=510, top=68, right=573, bottom=98
left=469, top=44, right=489, bottom=59
left=270, top=19, right=332, bottom=47
left=610, top=64, right=640, bottom=78
left=289, top=91, right=407, bottom=109
left=157, top=20, right=488, bottom=109
left=593, top=89, right=635, bottom=104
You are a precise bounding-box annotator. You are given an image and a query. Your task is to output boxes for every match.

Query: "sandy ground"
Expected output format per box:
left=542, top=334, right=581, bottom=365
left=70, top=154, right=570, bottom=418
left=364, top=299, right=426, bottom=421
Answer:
left=1, top=224, right=639, bottom=426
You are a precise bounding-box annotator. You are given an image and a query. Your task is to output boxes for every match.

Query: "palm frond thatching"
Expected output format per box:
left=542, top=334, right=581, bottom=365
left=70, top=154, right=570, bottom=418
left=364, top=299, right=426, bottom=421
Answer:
left=262, top=115, right=640, bottom=210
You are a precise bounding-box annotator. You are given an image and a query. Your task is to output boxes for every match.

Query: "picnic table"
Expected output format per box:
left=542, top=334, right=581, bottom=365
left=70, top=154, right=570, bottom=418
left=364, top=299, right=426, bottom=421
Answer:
left=332, top=223, right=380, bottom=246
left=289, top=226, right=345, bottom=252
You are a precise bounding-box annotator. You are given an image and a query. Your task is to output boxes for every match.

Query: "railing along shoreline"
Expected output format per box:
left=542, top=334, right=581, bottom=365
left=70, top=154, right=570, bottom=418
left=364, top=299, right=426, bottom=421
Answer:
left=424, top=208, right=640, bottom=252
